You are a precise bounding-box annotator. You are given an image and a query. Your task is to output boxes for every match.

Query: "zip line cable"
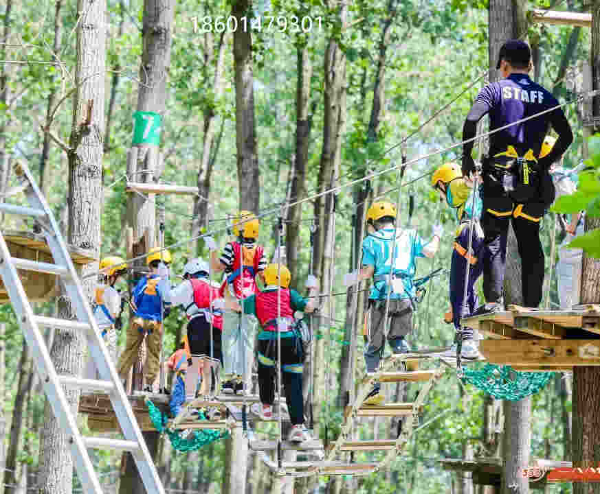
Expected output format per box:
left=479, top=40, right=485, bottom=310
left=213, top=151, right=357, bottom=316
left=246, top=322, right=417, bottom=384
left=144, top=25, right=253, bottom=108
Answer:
left=84, top=89, right=598, bottom=279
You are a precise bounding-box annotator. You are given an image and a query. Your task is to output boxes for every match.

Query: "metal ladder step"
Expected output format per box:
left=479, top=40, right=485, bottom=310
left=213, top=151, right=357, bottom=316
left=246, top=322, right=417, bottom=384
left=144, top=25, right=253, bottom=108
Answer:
left=0, top=202, right=46, bottom=217
left=33, top=315, right=91, bottom=332
left=58, top=376, right=115, bottom=393
left=83, top=437, right=141, bottom=452
left=11, top=257, right=69, bottom=276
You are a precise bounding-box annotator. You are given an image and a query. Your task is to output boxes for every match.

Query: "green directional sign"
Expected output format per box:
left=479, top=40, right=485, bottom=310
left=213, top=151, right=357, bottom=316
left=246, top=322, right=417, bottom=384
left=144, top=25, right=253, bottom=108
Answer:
left=132, top=111, right=162, bottom=145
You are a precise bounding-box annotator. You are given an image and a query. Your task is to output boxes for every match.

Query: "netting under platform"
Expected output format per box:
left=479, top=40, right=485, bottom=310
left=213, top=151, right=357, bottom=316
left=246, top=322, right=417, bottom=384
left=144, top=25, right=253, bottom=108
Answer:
left=461, top=363, right=553, bottom=400
left=146, top=400, right=229, bottom=452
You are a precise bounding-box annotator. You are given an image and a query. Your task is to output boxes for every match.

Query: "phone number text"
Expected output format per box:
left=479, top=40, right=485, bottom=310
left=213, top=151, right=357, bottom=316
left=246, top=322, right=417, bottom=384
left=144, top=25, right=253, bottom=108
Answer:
left=191, top=15, right=323, bottom=33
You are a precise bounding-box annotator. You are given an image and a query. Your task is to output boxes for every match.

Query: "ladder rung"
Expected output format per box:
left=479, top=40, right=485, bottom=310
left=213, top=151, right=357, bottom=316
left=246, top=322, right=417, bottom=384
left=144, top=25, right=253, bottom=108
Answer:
left=58, top=376, right=115, bottom=393
left=83, top=437, right=140, bottom=452
left=0, top=203, right=46, bottom=217
left=11, top=257, right=69, bottom=276
left=33, top=315, right=91, bottom=332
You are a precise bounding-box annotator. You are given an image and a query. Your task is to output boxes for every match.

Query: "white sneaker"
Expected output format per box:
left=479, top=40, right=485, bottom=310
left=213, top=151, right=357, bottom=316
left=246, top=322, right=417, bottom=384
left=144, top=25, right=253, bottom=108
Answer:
left=251, top=402, right=273, bottom=420
left=205, top=407, right=222, bottom=421
left=441, top=341, right=481, bottom=360
left=288, top=424, right=310, bottom=443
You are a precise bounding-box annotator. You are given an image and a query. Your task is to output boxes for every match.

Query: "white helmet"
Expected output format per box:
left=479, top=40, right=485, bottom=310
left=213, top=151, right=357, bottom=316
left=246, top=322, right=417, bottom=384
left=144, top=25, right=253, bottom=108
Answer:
left=183, top=258, right=210, bottom=277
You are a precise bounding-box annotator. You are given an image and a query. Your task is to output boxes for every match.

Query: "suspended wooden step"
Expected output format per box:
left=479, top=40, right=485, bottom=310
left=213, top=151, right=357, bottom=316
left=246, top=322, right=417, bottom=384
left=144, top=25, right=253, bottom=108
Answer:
left=281, top=461, right=346, bottom=470
left=170, top=420, right=231, bottom=430
left=378, top=369, right=440, bottom=382
left=249, top=440, right=324, bottom=452
left=344, top=403, right=420, bottom=418
left=0, top=231, right=96, bottom=303
left=335, top=440, right=398, bottom=452
left=126, top=182, right=199, bottom=196
left=319, top=463, right=378, bottom=475
left=182, top=394, right=287, bottom=406
left=79, top=393, right=167, bottom=433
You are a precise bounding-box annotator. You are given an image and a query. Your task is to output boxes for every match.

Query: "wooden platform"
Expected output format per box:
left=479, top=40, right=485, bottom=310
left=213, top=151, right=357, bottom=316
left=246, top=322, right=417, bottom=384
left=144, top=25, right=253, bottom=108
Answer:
left=319, top=463, right=378, bottom=475
left=336, top=440, right=397, bottom=452
left=378, top=369, right=440, bottom=382
left=344, top=403, right=420, bottom=418
left=462, top=306, right=600, bottom=367
left=79, top=393, right=167, bottom=433
left=0, top=231, right=97, bottom=303
left=126, top=182, right=199, bottom=196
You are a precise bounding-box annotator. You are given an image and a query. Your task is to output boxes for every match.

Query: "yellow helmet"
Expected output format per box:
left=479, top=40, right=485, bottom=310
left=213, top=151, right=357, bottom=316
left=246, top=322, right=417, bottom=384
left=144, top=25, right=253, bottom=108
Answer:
left=366, top=202, right=397, bottom=223
left=146, top=247, right=172, bottom=265
left=263, top=263, right=291, bottom=288
left=232, top=210, right=259, bottom=239
left=431, top=162, right=462, bottom=188
left=100, top=256, right=127, bottom=277
left=540, top=135, right=556, bottom=159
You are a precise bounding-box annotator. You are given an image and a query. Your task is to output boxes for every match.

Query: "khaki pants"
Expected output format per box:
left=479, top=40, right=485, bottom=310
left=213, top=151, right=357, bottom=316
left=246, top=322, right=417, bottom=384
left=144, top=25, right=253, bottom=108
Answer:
left=117, top=318, right=162, bottom=384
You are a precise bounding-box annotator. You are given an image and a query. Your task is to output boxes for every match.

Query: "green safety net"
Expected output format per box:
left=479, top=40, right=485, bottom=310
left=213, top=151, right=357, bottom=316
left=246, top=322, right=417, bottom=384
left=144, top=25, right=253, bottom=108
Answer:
left=146, top=400, right=229, bottom=452
left=461, top=363, right=553, bottom=401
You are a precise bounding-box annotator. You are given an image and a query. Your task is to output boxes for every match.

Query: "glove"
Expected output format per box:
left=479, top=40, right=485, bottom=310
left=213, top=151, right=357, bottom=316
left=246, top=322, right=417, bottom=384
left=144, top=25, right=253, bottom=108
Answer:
left=204, top=236, right=217, bottom=251
left=462, top=155, right=476, bottom=177
left=212, top=298, right=226, bottom=310
left=305, top=275, right=319, bottom=289
left=157, top=263, right=170, bottom=279
left=432, top=224, right=443, bottom=238
left=343, top=271, right=360, bottom=287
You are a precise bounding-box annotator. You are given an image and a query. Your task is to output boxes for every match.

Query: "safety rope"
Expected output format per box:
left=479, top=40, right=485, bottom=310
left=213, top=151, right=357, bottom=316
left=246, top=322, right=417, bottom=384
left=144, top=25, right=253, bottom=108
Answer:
left=326, top=193, right=337, bottom=446
left=276, top=214, right=284, bottom=469
left=308, top=219, right=317, bottom=430
left=544, top=213, right=558, bottom=310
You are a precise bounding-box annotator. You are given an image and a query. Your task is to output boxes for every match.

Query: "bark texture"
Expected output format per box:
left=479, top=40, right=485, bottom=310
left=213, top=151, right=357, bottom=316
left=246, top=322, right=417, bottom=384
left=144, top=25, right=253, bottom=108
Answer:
left=232, top=0, right=259, bottom=213
left=0, top=0, right=13, bottom=203
left=36, top=1, right=106, bottom=492
left=222, top=426, right=249, bottom=494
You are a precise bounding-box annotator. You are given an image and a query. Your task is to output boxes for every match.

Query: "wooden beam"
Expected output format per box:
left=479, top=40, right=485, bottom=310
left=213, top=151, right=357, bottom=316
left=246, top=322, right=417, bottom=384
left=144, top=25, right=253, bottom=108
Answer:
left=171, top=420, right=231, bottom=430
left=378, top=369, right=440, bottom=382
left=480, top=339, right=600, bottom=366
left=512, top=365, right=573, bottom=372
left=529, top=9, right=591, bottom=28
left=513, top=316, right=567, bottom=339
left=249, top=440, right=324, bottom=452
left=319, top=463, right=378, bottom=475
left=344, top=403, right=421, bottom=418
left=126, top=182, right=199, bottom=196
left=462, top=311, right=513, bottom=331
left=478, top=320, right=522, bottom=339
left=336, top=440, right=397, bottom=451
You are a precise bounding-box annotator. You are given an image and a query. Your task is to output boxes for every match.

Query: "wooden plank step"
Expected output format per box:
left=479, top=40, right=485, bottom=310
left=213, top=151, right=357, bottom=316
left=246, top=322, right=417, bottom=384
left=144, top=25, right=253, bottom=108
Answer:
left=512, top=365, right=573, bottom=373
left=282, top=461, right=345, bottom=469
left=336, top=440, right=397, bottom=451
left=379, top=370, right=439, bottom=382
left=344, top=403, right=420, bottom=418
left=319, top=463, right=378, bottom=475
left=462, top=311, right=513, bottom=331
left=126, top=182, right=199, bottom=196
left=480, top=339, right=600, bottom=367
left=171, top=420, right=231, bottom=430
left=249, top=440, right=324, bottom=452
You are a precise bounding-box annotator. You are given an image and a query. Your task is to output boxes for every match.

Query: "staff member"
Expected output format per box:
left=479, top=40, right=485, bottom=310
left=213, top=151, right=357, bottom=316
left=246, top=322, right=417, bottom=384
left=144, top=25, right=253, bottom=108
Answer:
left=462, top=39, right=573, bottom=313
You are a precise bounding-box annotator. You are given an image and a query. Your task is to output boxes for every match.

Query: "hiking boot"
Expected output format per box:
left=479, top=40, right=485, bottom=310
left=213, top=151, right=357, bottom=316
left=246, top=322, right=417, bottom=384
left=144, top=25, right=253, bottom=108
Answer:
left=288, top=424, right=310, bottom=443
left=222, top=380, right=235, bottom=395
left=440, top=340, right=481, bottom=360
left=363, top=387, right=385, bottom=406
left=472, top=302, right=504, bottom=317
left=235, top=380, right=245, bottom=396
left=251, top=403, right=273, bottom=420
left=391, top=338, right=411, bottom=355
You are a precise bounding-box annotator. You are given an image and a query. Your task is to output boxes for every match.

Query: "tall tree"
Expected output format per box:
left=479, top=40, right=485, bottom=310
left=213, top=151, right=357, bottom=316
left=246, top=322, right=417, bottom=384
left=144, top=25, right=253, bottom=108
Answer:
left=0, top=0, right=13, bottom=201
left=36, top=0, right=106, bottom=492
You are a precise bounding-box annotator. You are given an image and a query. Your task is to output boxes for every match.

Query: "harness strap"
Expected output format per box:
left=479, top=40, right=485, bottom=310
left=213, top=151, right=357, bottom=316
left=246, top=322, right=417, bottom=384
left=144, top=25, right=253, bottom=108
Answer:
left=454, top=242, right=478, bottom=265
left=513, top=204, right=541, bottom=223
left=226, top=265, right=256, bottom=284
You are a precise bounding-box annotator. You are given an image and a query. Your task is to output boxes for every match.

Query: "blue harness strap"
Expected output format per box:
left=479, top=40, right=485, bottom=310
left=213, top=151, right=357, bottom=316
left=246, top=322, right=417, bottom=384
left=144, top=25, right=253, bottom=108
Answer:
left=94, top=304, right=115, bottom=337
left=226, top=265, right=256, bottom=285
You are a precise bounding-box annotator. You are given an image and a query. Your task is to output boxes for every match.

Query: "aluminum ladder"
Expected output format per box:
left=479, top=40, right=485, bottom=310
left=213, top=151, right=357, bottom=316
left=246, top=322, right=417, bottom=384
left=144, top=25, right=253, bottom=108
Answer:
left=0, top=162, right=165, bottom=494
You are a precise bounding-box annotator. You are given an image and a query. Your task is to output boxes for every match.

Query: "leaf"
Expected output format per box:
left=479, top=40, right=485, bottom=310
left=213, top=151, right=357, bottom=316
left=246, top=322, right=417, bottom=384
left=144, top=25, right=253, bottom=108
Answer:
left=588, top=135, right=600, bottom=168
left=568, top=229, right=600, bottom=258
left=550, top=191, right=594, bottom=214
left=577, top=171, right=600, bottom=194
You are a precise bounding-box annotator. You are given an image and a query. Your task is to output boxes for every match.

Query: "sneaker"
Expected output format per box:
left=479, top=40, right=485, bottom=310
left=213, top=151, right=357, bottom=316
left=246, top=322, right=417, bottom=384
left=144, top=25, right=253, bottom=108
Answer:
left=235, top=380, right=245, bottom=396
left=159, top=387, right=170, bottom=395
left=205, top=407, right=222, bottom=421
left=251, top=403, right=273, bottom=420
left=391, top=338, right=411, bottom=355
left=288, top=424, right=310, bottom=443
left=363, top=387, right=385, bottom=406
left=142, top=386, right=153, bottom=393
left=222, top=380, right=234, bottom=395
left=472, top=302, right=504, bottom=317
left=440, top=340, right=481, bottom=360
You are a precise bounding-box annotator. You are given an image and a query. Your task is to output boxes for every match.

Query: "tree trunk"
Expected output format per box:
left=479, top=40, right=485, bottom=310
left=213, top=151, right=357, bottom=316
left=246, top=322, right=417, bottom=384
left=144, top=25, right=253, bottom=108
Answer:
left=222, top=426, right=249, bottom=494
left=36, top=1, right=106, bottom=492
left=502, top=398, right=531, bottom=494
left=0, top=0, right=13, bottom=203
left=181, top=449, right=199, bottom=491
left=559, top=373, right=573, bottom=460
left=4, top=342, right=30, bottom=493
left=104, top=0, right=126, bottom=154
left=232, top=0, right=259, bottom=213
left=191, top=31, right=228, bottom=254
left=39, top=0, right=63, bottom=195
left=0, top=324, right=4, bottom=470
left=119, top=432, right=160, bottom=493
left=286, top=44, right=313, bottom=284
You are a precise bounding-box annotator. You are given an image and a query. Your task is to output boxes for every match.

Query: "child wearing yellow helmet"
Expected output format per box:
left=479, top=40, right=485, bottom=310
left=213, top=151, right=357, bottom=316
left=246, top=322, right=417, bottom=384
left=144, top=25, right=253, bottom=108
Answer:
left=235, top=264, right=318, bottom=442
left=344, top=202, right=441, bottom=405
left=431, top=163, right=484, bottom=360
left=117, top=247, right=172, bottom=393
left=204, top=211, right=267, bottom=396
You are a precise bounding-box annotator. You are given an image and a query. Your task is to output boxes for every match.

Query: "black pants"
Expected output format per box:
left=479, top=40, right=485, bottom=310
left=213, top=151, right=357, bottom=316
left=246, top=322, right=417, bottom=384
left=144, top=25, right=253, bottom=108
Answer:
left=482, top=167, right=546, bottom=307
left=257, top=335, right=304, bottom=425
